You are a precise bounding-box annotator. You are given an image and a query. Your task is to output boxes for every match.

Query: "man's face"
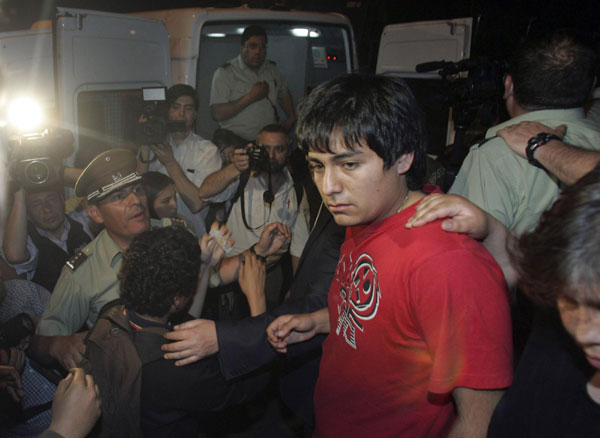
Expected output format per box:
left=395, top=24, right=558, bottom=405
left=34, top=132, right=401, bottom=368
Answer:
left=168, top=95, right=196, bottom=133
left=241, top=36, right=267, bottom=71
left=307, top=132, right=407, bottom=227
left=88, top=183, right=149, bottom=248
left=257, top=131, right=289, bottom=174
left=558, top=294, right=600, bottom=370
left=26, top=190, right=65, bottom=232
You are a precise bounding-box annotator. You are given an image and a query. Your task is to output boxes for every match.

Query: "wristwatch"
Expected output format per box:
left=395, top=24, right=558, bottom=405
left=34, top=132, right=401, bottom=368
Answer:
left=525, top=132, right=561, bottom=169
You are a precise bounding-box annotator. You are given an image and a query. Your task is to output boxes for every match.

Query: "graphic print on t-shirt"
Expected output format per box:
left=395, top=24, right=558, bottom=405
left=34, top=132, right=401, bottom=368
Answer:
left=334, top=252, right=380, bottom=349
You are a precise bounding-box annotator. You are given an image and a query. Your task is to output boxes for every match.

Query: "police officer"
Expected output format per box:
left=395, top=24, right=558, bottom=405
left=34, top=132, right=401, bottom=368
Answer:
left=30, top=149, right=150, bottom=370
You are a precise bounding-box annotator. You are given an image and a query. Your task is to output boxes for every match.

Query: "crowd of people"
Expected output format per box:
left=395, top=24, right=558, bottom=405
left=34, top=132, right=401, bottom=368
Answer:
left=1, top=25, right=600, bottom=438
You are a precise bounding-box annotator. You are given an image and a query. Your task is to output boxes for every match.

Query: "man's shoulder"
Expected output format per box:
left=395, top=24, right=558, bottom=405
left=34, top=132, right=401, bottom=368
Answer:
left=64, top=230, right=111, bottom=277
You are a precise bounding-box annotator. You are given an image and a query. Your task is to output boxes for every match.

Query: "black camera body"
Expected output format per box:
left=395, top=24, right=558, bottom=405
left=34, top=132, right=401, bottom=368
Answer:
left=137, top=87, right=186, bottom=145
left=8, top=129, right=73, bottom=190
left=0, top=313, right=35, bottom=350
left=247, top=143, right=270, bottom=173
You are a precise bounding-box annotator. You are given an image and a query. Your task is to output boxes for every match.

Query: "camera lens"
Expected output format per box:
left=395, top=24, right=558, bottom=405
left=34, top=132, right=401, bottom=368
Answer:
left=25, top=160, right=49, bottom=184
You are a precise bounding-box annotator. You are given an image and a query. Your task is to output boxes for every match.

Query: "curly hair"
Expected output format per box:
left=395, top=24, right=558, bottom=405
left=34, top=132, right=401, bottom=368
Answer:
left=513, top=164, right=600, bottom=306
left=118, top=226, right=201, bottom=317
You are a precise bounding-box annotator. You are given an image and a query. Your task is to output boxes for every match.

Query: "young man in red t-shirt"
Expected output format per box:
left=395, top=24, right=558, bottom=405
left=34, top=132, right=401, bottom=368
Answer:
left=267, top=74, right=513, bottom=437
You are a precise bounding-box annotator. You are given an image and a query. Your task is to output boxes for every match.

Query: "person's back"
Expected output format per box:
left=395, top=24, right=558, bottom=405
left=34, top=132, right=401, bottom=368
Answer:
left=450, top=30, right=600, bottom=235
left=82, top=226, right=266, bottom=437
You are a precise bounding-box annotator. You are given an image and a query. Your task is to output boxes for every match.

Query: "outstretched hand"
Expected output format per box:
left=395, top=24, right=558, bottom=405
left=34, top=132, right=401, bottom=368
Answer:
left=238, top=251, right=266, bottom=316
left=254, top=222, right=291, bottom=257
left=405, top=193, right=491, bottom=240
left=266, top=308, right=329, bottom=354
left=201, top=222, right=234, bottom=266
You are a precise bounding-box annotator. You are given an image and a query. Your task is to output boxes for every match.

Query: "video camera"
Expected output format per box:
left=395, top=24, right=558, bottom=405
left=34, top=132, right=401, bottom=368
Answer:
left=8, top=129, right=74, bottom=190
left=136, top=87, right=186, bottom=145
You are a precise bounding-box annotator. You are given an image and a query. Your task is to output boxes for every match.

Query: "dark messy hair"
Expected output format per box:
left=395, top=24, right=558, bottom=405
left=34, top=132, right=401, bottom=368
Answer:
left=119, top=226, right=201, bottom=318
left=241, top=25, right=267, bottom=46
left=295, top=73, right=426, bottom=190
left=513, top=165, right=600, bottom=306
left=167, top=84, right=199, bottom=111
left=509, top=30, right=598, bottom=110
left=141, top=172, right=174, bottom=220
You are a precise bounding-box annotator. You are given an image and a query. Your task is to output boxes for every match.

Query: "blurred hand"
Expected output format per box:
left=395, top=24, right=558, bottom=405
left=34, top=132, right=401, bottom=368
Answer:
left=254, top=222, right=291, bottom=257
left=238, top=251, right=266, bottom=316
left=201, top=222, right=233, bottom=267
left=162, top=319, right=218, bottom=366
left=497, top=121, right=566, bottom=159
left=248, top=81, right=269, bottom=103
left=232, top=148, right=250, bottom=173
left=266, top=309, right=328, bottom=354
left=405, top=193, right=491, bottom=240
left=48, top=368, right=101, bottom=438
left=149, top=142, right=176, bottom=166
left=0, top=365, right=24, bottom=402
left=49, top=332, right=87, bottom=371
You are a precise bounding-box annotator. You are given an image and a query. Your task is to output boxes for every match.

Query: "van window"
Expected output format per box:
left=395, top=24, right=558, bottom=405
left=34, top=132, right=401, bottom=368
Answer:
left=75, top=89, right=142, bottom=168
left=195, top=21, right=352, bottom=140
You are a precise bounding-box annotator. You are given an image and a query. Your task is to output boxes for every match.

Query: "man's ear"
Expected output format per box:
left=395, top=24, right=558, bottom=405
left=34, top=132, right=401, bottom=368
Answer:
left=396, top=153, right=414, bottom=175
left=87, top=204, right=104, bottom=225
left=503, top=74, right=514, bottom=100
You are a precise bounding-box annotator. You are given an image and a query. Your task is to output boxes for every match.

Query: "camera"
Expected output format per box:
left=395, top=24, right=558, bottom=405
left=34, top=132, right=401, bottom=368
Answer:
left=137, top=87, right=186, bottom=145
left=8, top=129, right=74, bottom=190
left=0, top=313, right=34, bottom=350
left=247, top=142, right=270, bottom=173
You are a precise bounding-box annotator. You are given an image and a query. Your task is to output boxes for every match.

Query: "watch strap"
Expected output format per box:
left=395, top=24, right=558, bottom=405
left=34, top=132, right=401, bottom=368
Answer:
left=525, top=132, right=561, bottom=169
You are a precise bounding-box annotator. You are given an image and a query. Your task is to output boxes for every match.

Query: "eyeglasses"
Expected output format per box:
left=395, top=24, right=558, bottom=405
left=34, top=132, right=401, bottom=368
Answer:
left=99, top=183, right=145, bottom=205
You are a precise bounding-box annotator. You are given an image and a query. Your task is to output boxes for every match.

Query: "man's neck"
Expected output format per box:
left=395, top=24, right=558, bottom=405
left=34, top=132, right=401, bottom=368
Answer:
left=106, top=230, right=132, bottom=252
left=171, top=130, right=191, bottom=146
left=47, top=220, right=67, bottom=240
left=260, top=170, right=286, bottom=194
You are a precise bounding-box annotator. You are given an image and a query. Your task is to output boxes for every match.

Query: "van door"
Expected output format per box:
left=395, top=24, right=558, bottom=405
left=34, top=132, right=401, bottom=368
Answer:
left=376, top=18, right=472, bottom=155
left=54, top=8, right=171, bottom=167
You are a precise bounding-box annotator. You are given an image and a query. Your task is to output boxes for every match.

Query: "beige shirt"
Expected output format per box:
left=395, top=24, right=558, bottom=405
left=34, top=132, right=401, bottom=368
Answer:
left=450, top=108, right=600, bottom=235
left=210, top=55, right=288, bottom=141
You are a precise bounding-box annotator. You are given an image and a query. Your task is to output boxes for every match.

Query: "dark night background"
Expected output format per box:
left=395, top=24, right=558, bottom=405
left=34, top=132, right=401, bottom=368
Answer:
left=1, top=0, right=598, bottom=71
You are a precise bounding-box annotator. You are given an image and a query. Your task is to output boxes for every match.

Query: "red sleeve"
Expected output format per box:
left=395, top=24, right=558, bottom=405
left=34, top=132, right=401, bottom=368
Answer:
left=409, top=247, right=513, bottom=394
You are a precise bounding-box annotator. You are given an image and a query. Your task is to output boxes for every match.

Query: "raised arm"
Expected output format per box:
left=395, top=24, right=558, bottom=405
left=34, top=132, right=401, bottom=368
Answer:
left=198, top=148, right=249, bottom=199
left=3, top=188, right=30, bottom=264
left=497, top=121, right=600, bottom=185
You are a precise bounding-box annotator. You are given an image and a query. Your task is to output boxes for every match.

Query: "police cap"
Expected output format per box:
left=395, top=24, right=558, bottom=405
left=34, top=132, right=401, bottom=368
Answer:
left=75, top=149, right=142, bottom=202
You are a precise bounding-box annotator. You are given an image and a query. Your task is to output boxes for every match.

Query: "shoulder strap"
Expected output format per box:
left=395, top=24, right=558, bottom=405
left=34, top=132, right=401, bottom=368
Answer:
left=223, top=170, right=251, bottom=224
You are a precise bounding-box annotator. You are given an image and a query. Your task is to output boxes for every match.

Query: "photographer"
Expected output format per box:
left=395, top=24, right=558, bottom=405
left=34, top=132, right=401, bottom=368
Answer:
left=199, top=124, right=309, bottom=316
left=138, top=84, right=222, bottom=236
left=3, top=185, right=93, bottom=292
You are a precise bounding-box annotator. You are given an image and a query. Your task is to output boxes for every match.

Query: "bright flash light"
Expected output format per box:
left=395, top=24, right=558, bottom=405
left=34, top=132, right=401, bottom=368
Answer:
left=291, top=28, right=309, bottom=37
left=8, top=96, right=45, bottom=133
left=207, top=32, right=226, bottom=38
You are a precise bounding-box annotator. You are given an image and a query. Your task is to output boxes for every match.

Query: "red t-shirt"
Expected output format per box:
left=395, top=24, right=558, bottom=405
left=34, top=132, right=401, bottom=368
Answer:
left=313, top=194, right=513, bottom=438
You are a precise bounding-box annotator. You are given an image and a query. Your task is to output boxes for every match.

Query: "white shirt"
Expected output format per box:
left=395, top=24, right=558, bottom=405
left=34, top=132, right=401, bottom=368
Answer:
left=149, top=132, right=222, bottom=236
left=209, top=168, right=309, bottom=260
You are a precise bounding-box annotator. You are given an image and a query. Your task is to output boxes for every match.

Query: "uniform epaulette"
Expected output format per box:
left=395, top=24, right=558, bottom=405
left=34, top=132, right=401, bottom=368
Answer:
left=221, top=62, right=232, bottom=69
left=476, top=136, right=497, bottom=148
left=66, top=250, right=88, bottom=271
left=267, top=60, right=276, bottom=66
